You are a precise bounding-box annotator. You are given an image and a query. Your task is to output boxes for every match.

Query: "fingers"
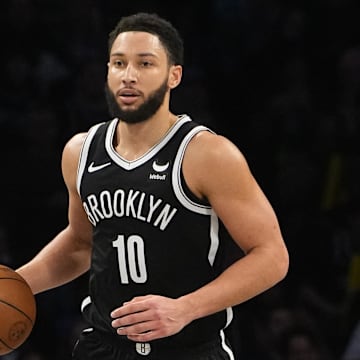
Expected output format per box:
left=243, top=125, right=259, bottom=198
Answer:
left=109, top=295, right=185, bottom=341
left=111, top=309, right=153, bottom=329
left=117, top=322, right=168, bottom=342
left=116, top=320, right=156, bottom=336
left=126, top=330, right=163, bottom=342
left=113, top=318, right=165, bottom=342
left=110, top=296, right=150, bottom=319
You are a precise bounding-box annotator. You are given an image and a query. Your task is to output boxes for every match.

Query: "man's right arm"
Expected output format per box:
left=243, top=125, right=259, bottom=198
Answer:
left=17, top=133, right=93, bottom=295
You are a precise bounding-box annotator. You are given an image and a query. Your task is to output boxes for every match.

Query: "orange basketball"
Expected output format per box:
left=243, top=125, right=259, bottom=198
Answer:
left=0, top=264, right=36, bottom=355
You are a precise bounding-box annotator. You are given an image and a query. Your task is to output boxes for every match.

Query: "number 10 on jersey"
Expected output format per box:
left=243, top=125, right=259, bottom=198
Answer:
left=113, top=234, right=148, bottom=284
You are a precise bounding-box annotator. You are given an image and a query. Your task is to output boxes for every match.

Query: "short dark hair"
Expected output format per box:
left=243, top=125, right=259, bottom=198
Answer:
left=108, top=12, right=184, bottom=66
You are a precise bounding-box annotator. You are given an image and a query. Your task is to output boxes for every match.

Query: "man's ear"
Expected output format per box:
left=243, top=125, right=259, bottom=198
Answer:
left=168, top=65, right=182, bottom=89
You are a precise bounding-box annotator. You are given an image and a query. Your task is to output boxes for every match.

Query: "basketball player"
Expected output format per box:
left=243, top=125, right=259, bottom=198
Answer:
left=17, top=12, right=289, bottom=359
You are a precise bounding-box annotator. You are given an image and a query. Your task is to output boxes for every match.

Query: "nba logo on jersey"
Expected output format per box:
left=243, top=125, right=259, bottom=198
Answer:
left=136, top=342, right=151, bottom=356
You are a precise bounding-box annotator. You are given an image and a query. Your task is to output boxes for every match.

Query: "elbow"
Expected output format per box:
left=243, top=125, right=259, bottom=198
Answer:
left=276, top=244, right=290, bottom=282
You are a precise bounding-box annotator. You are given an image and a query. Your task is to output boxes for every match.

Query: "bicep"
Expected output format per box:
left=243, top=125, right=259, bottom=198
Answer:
left=185, top=134, right=283, bottom=254
left=211, top=171, right=282, bottom=254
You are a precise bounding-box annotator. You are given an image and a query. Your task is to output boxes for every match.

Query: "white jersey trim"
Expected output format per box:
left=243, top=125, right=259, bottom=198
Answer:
left=220, top=329, right=235, bottom=360
left=172, top=125, right=213, bottom=215
left=76, top=122, right=104, bottom=195
left=105, top=115, right=192, bottom=170
left=208, top=211, right=219, bottom=265
left=80, top=295, right=92, bottom=312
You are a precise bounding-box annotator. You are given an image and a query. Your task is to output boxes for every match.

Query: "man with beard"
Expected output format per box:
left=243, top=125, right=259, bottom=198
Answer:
left=17, top=12, right=289, bottom=360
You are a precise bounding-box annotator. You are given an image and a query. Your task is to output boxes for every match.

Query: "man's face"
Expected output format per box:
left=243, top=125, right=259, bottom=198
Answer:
left=106, top=31, right=171, bottom=124
left=104, top=78, right=168, bottom=124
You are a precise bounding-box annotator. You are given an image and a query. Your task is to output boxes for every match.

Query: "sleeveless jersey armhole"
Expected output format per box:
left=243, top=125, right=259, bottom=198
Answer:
left=179, top=169, right=209, bottom=206
left=172, top=125, right=214, bottom=215
left=76, top=122, right=105, bottom=195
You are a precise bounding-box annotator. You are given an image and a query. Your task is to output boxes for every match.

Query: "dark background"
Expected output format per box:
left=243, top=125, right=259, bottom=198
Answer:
left=0, top=1, right=360, bottom=359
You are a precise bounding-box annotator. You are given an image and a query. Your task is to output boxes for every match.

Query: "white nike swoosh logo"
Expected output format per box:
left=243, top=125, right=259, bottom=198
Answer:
left=152, top=160, right=169, bottom=172
left=88, top=161, right=111, bottom=173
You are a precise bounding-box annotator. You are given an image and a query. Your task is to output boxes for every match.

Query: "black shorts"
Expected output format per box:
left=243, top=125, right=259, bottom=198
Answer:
left=72, top=327, right=235, bottom=360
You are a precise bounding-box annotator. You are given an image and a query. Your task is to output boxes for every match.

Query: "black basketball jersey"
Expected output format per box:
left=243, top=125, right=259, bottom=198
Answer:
left=76, top=114, right=234, bottom=347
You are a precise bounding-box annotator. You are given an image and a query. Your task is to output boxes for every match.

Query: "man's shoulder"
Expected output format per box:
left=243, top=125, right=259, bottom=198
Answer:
left=67, top=118, right=115, bottom=148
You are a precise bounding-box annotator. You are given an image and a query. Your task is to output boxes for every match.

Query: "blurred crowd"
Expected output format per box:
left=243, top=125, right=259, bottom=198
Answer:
left=0, top=0, right=359, bottom=359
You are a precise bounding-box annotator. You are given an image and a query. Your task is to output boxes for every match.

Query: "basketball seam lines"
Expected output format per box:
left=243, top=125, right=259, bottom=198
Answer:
left=0, top=299, right=34, bottom=324
left=0, top=337, right=14, bottom=351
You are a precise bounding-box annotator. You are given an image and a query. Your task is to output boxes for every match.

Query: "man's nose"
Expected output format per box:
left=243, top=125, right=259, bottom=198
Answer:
left=122, top=64, right=138, bottom=83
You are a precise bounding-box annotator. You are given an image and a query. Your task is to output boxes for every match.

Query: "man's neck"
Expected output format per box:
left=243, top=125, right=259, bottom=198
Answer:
left=114, top=112, right=178, bottom=161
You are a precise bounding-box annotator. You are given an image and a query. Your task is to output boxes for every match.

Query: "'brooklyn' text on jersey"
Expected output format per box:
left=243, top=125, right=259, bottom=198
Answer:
left=82, top=187, right=178, bottom=230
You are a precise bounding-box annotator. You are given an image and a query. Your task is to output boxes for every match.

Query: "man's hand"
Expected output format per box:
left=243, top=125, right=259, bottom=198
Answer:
left=110, top=294, right=191, bottom=342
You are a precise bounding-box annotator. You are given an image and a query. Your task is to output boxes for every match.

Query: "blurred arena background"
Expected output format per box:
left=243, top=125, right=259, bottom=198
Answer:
left=0, top=1, right=359, bottom=359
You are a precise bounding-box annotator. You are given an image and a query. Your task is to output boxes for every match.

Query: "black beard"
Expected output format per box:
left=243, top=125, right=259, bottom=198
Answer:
left=104, top=80, right=168, bottom=124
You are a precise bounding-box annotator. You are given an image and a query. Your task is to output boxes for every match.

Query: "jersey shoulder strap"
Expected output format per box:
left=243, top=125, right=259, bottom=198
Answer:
left=76, top=120, right=111, bottom=194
